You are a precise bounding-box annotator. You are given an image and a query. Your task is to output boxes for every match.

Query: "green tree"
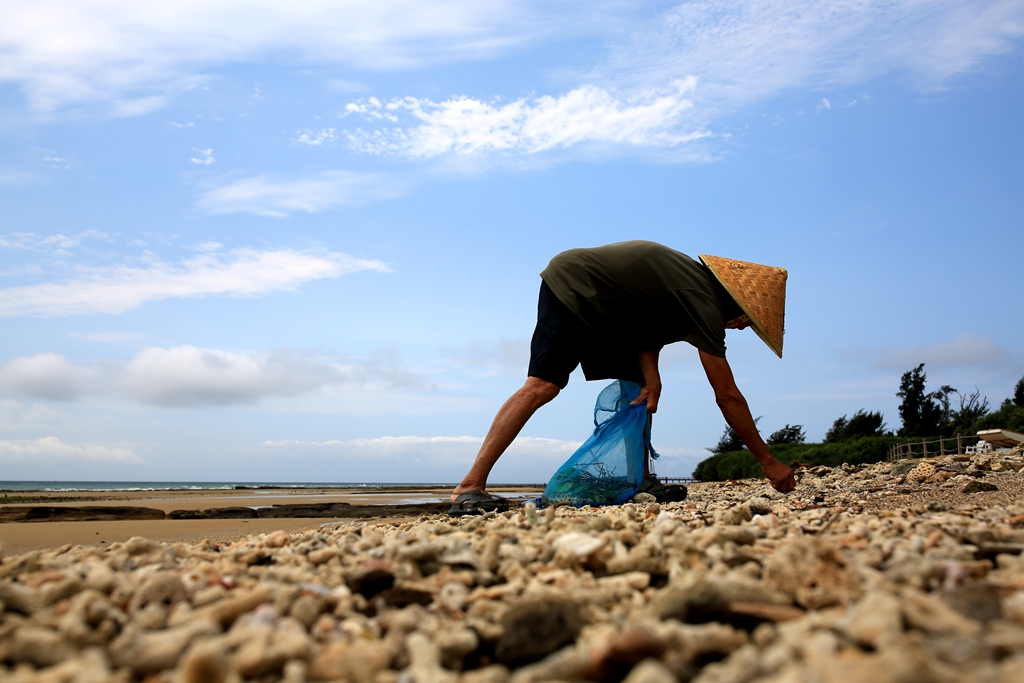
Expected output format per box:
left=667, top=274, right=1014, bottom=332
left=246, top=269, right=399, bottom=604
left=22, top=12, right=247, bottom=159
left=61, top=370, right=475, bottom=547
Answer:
left=897, top=364, right=954, bottom=437
left=946, top=387, right=989, bottom=435
left=767, top=424, right=806, bottom=445
left=825, top=410, right=886, bottom=442
left=1015, top=376, right=1024, bottom=407
left=708, top=417, right=760, bottom=454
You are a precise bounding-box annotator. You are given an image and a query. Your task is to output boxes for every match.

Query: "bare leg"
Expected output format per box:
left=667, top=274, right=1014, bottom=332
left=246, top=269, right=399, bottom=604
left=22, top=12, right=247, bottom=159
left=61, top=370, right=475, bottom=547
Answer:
left=451, top=377, right=561, bottom=501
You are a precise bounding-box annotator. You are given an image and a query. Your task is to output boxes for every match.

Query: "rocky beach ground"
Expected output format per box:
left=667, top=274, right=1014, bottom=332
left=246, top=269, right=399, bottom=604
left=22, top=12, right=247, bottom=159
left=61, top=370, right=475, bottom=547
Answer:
left=2, top=447, right=1023, bottom=683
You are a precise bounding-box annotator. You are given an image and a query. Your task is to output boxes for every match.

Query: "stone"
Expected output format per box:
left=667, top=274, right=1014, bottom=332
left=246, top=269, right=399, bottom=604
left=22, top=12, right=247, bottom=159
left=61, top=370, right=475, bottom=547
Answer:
left=900, top=587, right=982, bottom=636
left=168, top=507, right=259, bottom=520
left=905, top=462, right=936, bottom=484
left=621, top=658, right=677, bottom=683
left=553, top=532, right=606, bottom=559
left=651, top=573, right=791, bottom=629
left=941, top=583, right=1003, bottom=624
left=436, top=626, right=479, bottom=670
left=964, top=481, right=999, bottom=494
left=747, top=498, right=772, bottom=516
left=110, top=620, right=219, bottom=675
left=181, top=641, right=230, bottom=683
left=129, top=572, right=188, bottom=613
left=845, top=589, right=903, bottom=649
left=763, top=538, right=863, bottom=609
left=495, top=597, right=584, bottom=666
left=891, top=460, right=920, bottom=476
left=0, top=505, right=166, bottom=522
left=714, top=505, right=752, bottom=526
left=9, top=624, right=76, bottom=667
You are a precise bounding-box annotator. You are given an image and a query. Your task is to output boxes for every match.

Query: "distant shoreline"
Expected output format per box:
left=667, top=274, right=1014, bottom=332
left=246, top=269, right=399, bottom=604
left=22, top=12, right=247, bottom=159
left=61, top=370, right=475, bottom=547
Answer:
left=0, top=482, right=546, bottom=493
left=0, top=484, right=546, bottom=554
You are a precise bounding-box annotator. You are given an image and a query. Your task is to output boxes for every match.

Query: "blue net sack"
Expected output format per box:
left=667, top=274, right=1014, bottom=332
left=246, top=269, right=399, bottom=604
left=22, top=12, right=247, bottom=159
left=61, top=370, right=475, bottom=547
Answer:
left=542, top=380, right=658, bottom=507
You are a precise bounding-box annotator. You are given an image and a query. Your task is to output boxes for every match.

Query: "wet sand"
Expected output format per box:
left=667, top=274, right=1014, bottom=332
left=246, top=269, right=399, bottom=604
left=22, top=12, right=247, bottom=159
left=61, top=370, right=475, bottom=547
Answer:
left=0, top=486, right=542, bottom=555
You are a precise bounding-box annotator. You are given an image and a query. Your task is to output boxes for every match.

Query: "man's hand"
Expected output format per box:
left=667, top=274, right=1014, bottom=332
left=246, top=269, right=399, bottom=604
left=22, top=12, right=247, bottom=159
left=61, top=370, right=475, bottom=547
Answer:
left=632, top=383, right=661, bottom=414
left=761, top=459, right=796, bottom=493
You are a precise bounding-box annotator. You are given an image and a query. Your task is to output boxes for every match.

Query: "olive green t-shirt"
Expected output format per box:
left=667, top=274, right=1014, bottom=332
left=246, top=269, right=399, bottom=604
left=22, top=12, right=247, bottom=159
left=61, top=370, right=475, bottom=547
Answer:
left=540, top=240, right=739, bottom=358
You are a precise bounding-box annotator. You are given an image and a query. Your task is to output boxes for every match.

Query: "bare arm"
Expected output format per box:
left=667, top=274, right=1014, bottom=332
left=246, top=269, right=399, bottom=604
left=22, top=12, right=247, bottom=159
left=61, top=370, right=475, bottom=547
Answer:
left=698, top=350, right=796, bottom=493
left=632, top=347, right=663, bottom=413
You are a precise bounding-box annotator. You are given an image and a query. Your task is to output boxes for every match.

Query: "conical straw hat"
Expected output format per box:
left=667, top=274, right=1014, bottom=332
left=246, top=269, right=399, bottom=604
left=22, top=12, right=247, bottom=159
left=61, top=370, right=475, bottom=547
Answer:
left=699, top=254, right=787, bottom=358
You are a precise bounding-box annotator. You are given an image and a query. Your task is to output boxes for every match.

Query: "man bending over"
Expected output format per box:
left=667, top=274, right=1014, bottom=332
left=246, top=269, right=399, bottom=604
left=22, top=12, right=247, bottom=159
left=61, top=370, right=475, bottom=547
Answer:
left=450, top=241, right=796, bottom=514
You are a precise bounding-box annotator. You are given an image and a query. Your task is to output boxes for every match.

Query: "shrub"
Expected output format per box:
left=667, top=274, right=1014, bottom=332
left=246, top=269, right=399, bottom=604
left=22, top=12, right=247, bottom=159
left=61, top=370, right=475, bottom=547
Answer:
left=708, top=417, right=761, bottom=454
left=767, top=424, right=806, bottom=445
left=825, top=410, right=886, bottom=442
left=692, top=436, right=900, bottom=482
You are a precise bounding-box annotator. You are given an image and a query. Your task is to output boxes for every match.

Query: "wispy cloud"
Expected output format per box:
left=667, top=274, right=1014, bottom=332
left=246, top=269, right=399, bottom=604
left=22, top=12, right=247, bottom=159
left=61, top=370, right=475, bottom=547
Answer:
left=0, top=352, right=93, bottom=401
left=0, top=437, right=139, bottom=463
left=0, top=230, right=110, bottom=254
left=263, top=435, right=581, bottom=459
left=0, top=1, right=569, bottom=115
left=444, top=337, right=530, bottom=377
left=68, top=331, right=147, bottom=343
left=0, top=346, right=432, bottom=407
left=190, top=148, right=214, bottom=165
left=196, top=171, right=408, bottom=216
left=295, top=128, right=338, bottom=146
left=846, top=333, right=1019, bottom=371
left=0, top=246, right=390, bottom=317
left=608, top=0, right=1024, bottom=109
left=344, top=80, right=707, bottom=158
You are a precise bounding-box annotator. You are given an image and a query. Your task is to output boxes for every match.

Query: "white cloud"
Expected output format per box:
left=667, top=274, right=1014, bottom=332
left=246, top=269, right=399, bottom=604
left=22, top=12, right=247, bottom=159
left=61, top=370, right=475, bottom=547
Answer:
left=0, top=352, right=93, bottom=401
left=865, top=333, right=1017, bottom=371
left=120, top=346, right=346, bottom=407
left=817, top=98, right=831, bottom=111
left=0, top=346, right=432, bottom=407
left=0, top=230, right=110, bottom=254
left=446, top=337, right=530, bottom=377
left=0, top=1, right=569, bottom=115
left=68, top=331, right=147, bottom=343
left=0, top=246, right=389, bottom=317
left=196, top=171, right=408, bottom=216
left=169, top=121, right=195, bottom=128
left=190, top=148, right=214, bottom=165
left=610, top=0, right=1024, bottom=109
left=0, top=437, right=138, bottom=463
left=345, top=80, right=707, bottom=158
left=295, top=128, right=338, bottom=146
left=263, top=435, right=581, bottom=460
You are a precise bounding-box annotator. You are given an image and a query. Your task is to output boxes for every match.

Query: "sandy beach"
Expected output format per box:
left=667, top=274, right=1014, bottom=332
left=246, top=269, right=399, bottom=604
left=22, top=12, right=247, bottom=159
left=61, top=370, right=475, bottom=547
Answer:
left=0, top=486, right=542, bottom=556
left=1, top=450, right=1023, bottom=682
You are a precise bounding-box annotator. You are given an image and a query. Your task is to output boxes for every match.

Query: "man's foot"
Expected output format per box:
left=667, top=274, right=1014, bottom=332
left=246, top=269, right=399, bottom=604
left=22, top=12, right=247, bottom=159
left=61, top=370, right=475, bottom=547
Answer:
left=637, top=476, right=688, bottom=503
left=450, top=484, right=485, bottom=503
left=448, top=490, right=510, bottom=516
left=763, top=460, right=796, bottom=493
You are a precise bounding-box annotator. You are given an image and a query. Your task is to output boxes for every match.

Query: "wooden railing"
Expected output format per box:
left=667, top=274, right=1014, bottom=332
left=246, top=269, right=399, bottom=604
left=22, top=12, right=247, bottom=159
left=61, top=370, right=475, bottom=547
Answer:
left=887, top=433, right=980, bottom=462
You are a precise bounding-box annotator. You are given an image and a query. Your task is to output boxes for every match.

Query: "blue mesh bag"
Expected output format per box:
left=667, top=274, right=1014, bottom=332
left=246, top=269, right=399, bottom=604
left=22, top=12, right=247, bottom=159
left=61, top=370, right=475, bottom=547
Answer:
left=543, top=380, right=658, bottom=507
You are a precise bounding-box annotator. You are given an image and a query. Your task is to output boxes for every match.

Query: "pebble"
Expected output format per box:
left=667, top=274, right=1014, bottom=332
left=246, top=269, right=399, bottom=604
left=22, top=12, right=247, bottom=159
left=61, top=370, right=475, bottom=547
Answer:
left=0, top=445, right=1022, bottom=682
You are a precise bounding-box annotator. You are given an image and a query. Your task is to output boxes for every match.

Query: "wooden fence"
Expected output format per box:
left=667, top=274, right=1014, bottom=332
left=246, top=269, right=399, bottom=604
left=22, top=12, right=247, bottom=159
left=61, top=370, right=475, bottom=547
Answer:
left=887, top=433, right=981, bottom=462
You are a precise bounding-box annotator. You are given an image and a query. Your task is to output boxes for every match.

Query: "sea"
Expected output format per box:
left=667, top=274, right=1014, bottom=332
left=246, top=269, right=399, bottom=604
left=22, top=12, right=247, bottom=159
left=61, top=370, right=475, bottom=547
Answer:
left=0, top=481, right=470, bottom=493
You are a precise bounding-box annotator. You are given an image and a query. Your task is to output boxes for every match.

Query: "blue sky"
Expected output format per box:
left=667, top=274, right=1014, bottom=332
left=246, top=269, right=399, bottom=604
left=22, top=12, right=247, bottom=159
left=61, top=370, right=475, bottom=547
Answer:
left=0, top=1, right=1021, bottom=483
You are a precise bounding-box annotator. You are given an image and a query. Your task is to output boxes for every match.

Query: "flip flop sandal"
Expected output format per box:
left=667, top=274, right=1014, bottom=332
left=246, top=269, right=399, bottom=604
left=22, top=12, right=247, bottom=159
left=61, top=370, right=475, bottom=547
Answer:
left=661, top=484, right=688, bottom=503
left=448, top=490, right=511, bottom=517
left=637, top=476, right=687, bottom=504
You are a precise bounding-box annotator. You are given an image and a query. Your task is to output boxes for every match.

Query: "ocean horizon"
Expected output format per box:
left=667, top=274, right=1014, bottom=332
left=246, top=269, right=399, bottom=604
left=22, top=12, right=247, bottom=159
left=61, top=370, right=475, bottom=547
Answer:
left=0, top=481, right=545, bottom=493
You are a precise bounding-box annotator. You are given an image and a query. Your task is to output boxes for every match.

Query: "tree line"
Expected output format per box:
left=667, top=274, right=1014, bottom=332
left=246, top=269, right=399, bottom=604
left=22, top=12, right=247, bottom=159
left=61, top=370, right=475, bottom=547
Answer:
left=694, top=368, right=1024, bottom=481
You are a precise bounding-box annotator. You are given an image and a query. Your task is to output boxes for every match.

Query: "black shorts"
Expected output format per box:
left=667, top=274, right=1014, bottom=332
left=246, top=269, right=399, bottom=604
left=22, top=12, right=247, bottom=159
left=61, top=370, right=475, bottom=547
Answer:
left=528, top=281, right=645, bottom=389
